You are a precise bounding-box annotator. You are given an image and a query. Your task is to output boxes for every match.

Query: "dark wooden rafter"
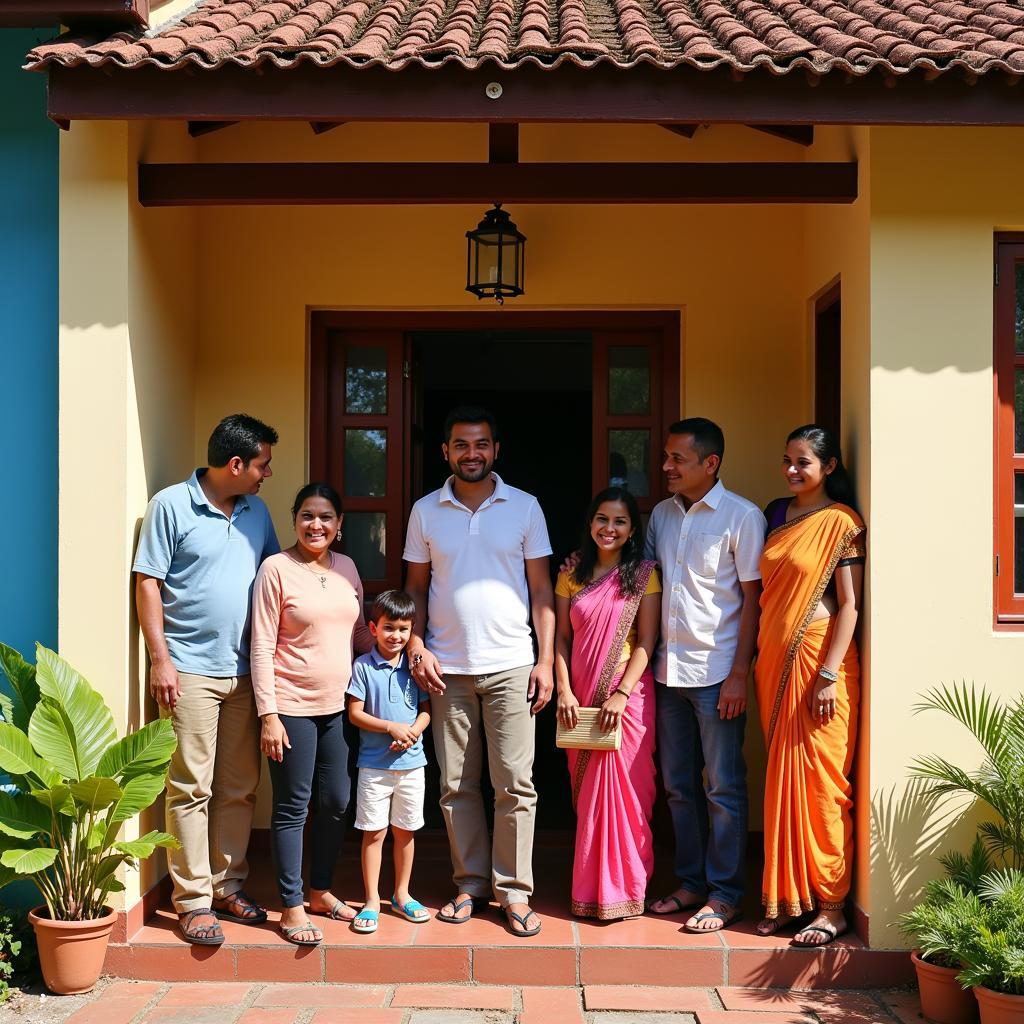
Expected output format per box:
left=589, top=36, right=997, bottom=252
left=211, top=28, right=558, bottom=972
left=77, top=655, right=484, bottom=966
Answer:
left=137, top=161, right=858, bottom=206
left=750, top=124, right=815, bottom=146
left=659, top=124, right=700, bottom=138
left=488, top=123, right=519, bottom=163
left=187, top=121, right=237, bottom=137
left=310, top=121, right=346, bottom=134
left=0, top=0, right=147, bottom=27
left=45, top=63, right=1024, bottom=127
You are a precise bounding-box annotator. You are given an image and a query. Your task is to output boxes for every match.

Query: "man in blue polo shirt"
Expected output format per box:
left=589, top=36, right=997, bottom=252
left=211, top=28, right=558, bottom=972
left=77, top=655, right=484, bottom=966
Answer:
left=134, top=413, right=279, bottom=946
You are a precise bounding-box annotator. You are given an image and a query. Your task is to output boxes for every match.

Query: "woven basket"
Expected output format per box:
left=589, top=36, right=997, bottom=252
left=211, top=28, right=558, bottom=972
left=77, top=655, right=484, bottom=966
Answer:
left=555, top=707, right=622, bottom=751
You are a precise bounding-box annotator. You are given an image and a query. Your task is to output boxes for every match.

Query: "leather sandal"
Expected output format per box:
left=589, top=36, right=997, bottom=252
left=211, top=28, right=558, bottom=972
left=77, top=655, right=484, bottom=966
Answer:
left=280, top=920, right=322, bottom=946
left=179, top=908, right=225, bottom=946
left=504, top=907, right=541, bottom=937
left=212, top=890, right=267, bottom=924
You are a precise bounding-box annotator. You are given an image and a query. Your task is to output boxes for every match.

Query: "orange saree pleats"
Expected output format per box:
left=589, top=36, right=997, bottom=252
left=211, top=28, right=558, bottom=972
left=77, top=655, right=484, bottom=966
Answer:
left=755, top=504, right=864, bottom=919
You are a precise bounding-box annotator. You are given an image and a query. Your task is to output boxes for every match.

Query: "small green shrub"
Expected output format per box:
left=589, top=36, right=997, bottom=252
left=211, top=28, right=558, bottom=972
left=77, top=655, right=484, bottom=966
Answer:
left=0, top=909, right=37, bottom=1002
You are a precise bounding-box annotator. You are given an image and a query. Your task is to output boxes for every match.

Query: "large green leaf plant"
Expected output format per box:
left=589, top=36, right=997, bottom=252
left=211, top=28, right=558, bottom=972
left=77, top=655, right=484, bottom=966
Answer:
left=0, top=643, right=179, bottom=920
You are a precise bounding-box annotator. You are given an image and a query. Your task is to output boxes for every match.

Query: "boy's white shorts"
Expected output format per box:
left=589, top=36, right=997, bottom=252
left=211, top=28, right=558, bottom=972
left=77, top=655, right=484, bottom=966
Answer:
left=355, top=765, right=426, bottom=832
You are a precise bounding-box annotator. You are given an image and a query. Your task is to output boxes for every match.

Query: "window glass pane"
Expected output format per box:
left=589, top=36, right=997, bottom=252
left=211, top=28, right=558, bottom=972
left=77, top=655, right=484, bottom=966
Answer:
left=1017, top=371, right=1024, bottom=454
left=609, top=429, right=650, bottom=497
left=344, top=429, right=387, bottom=496
left=609, top=346, right=650, bottom=415
left=345, top=347, right=388, bottom=414
left=344, top=512, right=386, bottom=579
left=1016, top=263, right=1024, bottom=355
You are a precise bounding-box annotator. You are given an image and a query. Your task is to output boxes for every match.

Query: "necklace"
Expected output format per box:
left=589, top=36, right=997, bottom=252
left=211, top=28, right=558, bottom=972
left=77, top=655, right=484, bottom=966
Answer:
left=291, top=550, right=333, bottom=589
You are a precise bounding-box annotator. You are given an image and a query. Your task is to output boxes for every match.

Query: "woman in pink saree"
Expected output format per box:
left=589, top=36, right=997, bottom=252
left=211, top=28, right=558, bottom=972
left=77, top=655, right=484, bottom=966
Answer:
left=555, top=487, right=661, bottom=920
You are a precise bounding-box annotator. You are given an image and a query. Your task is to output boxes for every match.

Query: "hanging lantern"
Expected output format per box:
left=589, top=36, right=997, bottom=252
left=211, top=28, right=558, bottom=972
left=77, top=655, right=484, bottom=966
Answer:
left=465, top=203, right=526, bottom=304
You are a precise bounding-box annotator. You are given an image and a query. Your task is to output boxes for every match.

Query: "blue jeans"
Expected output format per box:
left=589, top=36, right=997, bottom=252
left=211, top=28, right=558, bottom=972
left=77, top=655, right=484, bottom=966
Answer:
left=656, top=681, right=747, bottom=908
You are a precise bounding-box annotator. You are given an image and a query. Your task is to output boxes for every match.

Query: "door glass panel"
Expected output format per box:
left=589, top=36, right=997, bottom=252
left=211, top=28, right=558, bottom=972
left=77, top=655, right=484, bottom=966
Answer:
left=345, top=347, right=388, bottom=414
left=344, top=512, right=386, bottom=579
left=609, top=429, right=650, bottom=496
left=1015, top=474, right=1024, bottom=594
left=1016, top=263, right=1024, bottom=355
left=344, top=429, right=387, bottom=496
left=609, top=346, right=650, bottom=414
left=1017, top=371, right=1024, bottom=454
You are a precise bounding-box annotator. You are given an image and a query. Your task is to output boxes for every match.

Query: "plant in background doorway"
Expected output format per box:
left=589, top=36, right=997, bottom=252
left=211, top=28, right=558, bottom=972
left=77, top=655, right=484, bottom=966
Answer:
left=0, top=642, right=179, bottom=995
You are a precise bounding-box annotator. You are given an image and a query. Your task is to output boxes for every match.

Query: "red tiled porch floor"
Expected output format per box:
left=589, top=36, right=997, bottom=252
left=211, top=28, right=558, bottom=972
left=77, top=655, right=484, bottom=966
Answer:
left=107, top=834, right=913, bottom=990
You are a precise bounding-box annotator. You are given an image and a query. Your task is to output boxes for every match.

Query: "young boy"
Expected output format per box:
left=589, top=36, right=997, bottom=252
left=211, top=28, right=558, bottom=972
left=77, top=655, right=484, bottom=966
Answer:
left=346, top=590, right=431, bottom=934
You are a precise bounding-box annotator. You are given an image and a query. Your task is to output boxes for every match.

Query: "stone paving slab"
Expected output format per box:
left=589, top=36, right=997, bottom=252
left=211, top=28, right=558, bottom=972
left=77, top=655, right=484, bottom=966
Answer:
left=0, top=979, right=925, bottom=1024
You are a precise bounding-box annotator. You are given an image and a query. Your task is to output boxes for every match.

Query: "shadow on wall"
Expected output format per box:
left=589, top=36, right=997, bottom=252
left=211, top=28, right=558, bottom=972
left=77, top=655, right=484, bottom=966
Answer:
left=869, top=778, right=969, bottom=944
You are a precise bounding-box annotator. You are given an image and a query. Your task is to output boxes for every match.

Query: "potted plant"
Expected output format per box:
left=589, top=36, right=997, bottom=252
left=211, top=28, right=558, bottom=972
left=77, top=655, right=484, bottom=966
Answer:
left=907, top=682, right=1024, bottom=1024
left=956, top=871, right=1024, bottom=1024
left=899, top=840, right=991, bottom=1024
left=0, top=642, right=178, bottom=994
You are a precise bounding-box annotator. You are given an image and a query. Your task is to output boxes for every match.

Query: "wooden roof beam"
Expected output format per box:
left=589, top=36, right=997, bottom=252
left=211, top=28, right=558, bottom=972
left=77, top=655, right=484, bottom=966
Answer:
left=750, top=124, right=814, bottom=146
left=488, top=123, right=519, bottom=164
left=138, top=161, right=858, bottom=206
left=659, top=124, right=700, bottom=139
left=188, top=121, right=237, bottom=137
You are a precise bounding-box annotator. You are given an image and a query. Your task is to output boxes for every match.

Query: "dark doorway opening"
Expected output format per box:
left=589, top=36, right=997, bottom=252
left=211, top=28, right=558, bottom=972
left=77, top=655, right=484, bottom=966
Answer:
left=410, top=330, right=593, bottom=830
left=814, top=284, right=842, bottom=437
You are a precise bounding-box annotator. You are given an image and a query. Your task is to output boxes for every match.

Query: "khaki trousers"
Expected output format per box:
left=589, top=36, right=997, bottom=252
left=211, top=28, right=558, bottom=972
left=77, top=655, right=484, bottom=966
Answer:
left=161, top=672, right=260, bottom=914
left=431, top=665, right=536, bottom=906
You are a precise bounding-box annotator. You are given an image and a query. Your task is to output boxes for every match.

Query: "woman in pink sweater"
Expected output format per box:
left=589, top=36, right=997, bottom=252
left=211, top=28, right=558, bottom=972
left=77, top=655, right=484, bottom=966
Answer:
left=251, top=482, right=372, bottom=945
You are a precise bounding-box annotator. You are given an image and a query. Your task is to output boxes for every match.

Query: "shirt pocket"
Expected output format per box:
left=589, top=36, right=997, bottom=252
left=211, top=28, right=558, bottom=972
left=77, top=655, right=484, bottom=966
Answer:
left=695, top=533, right=725, bottom=578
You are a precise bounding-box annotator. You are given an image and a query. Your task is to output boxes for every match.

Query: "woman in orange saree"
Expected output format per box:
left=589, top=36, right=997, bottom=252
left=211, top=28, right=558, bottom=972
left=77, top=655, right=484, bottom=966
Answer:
left=755, top=425, right=865, bottom=947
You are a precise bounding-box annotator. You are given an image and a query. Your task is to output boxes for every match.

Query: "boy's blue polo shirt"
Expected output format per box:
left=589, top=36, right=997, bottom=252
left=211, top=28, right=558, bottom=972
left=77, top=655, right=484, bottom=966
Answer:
left=132, top=469, right=280, bottom=677
left=347, top=649, right=428, bottom=771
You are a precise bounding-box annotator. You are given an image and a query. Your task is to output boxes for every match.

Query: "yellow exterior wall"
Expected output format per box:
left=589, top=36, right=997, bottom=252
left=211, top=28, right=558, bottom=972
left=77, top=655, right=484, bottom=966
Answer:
left=59, top=119, right=198, bottom=908
left=866, top=127, right=1024, bottom=943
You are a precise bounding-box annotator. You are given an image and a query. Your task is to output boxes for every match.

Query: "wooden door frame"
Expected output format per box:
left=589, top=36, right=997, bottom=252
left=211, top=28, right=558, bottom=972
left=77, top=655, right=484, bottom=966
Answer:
left=813, top=281, right=842, bottom=436
left=309, top=309, right=681, bottom=585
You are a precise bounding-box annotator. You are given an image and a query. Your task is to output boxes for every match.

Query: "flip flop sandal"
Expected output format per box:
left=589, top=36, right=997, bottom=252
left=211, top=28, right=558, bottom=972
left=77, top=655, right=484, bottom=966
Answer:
left=315, top=899, right=356, bottom=922
left=179, top=908, right=225, bottom=946
left=213, top=890, right=268, bottom=924
left=683, top=909, right=742, bottom=934
left=351, top=909, right=379, bottom=934
left=437, top=895, right=490, bottom=924
left=647, top=893, right=704, bottom=916
left=391, top=896, right=430, bottom=923
left=280, top=920, right=322, bottom=946
left=793, top=923, right=846, bottom=947
left=505, top=907, right=542, bottom=938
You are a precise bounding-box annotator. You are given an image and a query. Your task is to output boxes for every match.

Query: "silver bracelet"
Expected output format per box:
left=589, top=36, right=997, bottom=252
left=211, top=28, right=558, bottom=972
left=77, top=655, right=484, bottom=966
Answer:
left=818, top=666, right=839, bottom=682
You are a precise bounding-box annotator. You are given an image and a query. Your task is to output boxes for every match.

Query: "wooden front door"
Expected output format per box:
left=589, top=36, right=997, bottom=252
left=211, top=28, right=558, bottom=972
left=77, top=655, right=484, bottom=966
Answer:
left=310, top=311, right=680, bottom=597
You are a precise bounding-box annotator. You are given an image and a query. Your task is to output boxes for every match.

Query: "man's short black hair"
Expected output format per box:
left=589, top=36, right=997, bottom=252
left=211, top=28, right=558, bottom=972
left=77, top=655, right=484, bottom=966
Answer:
left=371, top=589, right=416, bottom=624
left=208, top=414, right=279, bottom=468
left=443, top=405, right=498, bottom=443
left=669, top=417, right=725, bottom=466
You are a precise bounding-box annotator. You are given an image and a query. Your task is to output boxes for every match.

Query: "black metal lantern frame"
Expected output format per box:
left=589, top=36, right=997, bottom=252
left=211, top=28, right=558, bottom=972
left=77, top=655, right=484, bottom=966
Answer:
left=465, top=203, right=526, bottom=304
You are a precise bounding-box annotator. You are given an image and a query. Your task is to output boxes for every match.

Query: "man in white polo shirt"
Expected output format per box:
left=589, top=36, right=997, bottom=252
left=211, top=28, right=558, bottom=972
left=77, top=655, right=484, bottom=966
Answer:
left=645, top=418, right=765, bottom=934
left=404, top=406, right=555, bottom=938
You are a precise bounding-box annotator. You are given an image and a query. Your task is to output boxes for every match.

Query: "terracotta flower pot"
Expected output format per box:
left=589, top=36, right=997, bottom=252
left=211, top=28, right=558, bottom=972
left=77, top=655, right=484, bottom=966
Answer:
left=911, top=950, right=979, bottom=1024
left=28, top=905, right=115, bottom=995
left=974, top=985, right=1024, bottom=1024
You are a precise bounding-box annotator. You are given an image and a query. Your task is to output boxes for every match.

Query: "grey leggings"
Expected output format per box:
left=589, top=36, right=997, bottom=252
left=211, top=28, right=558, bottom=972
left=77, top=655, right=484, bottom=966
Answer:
left=267, top=711, right=350, bottom=908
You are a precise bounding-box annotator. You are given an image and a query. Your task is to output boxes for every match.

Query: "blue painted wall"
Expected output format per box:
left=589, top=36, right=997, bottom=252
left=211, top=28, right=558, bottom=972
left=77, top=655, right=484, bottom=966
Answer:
left=0, top=29, right=58, bottom=913
left=0, top=30, right=58, bottom=662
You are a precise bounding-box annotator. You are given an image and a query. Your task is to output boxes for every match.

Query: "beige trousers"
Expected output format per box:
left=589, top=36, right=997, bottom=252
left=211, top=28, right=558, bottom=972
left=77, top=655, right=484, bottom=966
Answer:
left=161, top=672, right=261, bottom=914
left=431, top=665, right=537, bottom=906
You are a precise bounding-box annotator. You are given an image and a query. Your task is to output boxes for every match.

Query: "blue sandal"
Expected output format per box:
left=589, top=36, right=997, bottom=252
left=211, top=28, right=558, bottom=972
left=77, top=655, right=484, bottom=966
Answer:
left=351, top=908, right=379, bottom=934
left=390, top=895, right=429, bottom=923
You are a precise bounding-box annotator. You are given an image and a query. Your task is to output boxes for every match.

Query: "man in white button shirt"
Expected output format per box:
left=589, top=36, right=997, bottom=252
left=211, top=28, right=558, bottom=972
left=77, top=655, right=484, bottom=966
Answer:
left=404, top=406, right=555, bottom=938
left=645, top=418, right=765, bottom=933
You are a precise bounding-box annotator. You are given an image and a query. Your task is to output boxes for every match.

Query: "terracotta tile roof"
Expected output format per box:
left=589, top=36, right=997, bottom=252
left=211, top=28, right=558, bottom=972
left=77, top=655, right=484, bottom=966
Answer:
left=24, top=0, right=1024, bottom=77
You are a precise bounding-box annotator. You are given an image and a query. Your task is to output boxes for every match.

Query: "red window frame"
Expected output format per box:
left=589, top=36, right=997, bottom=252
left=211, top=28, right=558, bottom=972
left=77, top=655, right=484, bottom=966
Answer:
left=993, top=236, right=1024, bottom=625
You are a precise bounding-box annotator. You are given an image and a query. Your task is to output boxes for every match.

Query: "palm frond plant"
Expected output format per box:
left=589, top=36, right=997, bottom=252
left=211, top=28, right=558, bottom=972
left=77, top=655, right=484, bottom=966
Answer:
left=956, top=869, right=1024, bottom=997
left=910, top=682, right=1024, bottom=870
left=0, top=642, right=179, bottom=921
